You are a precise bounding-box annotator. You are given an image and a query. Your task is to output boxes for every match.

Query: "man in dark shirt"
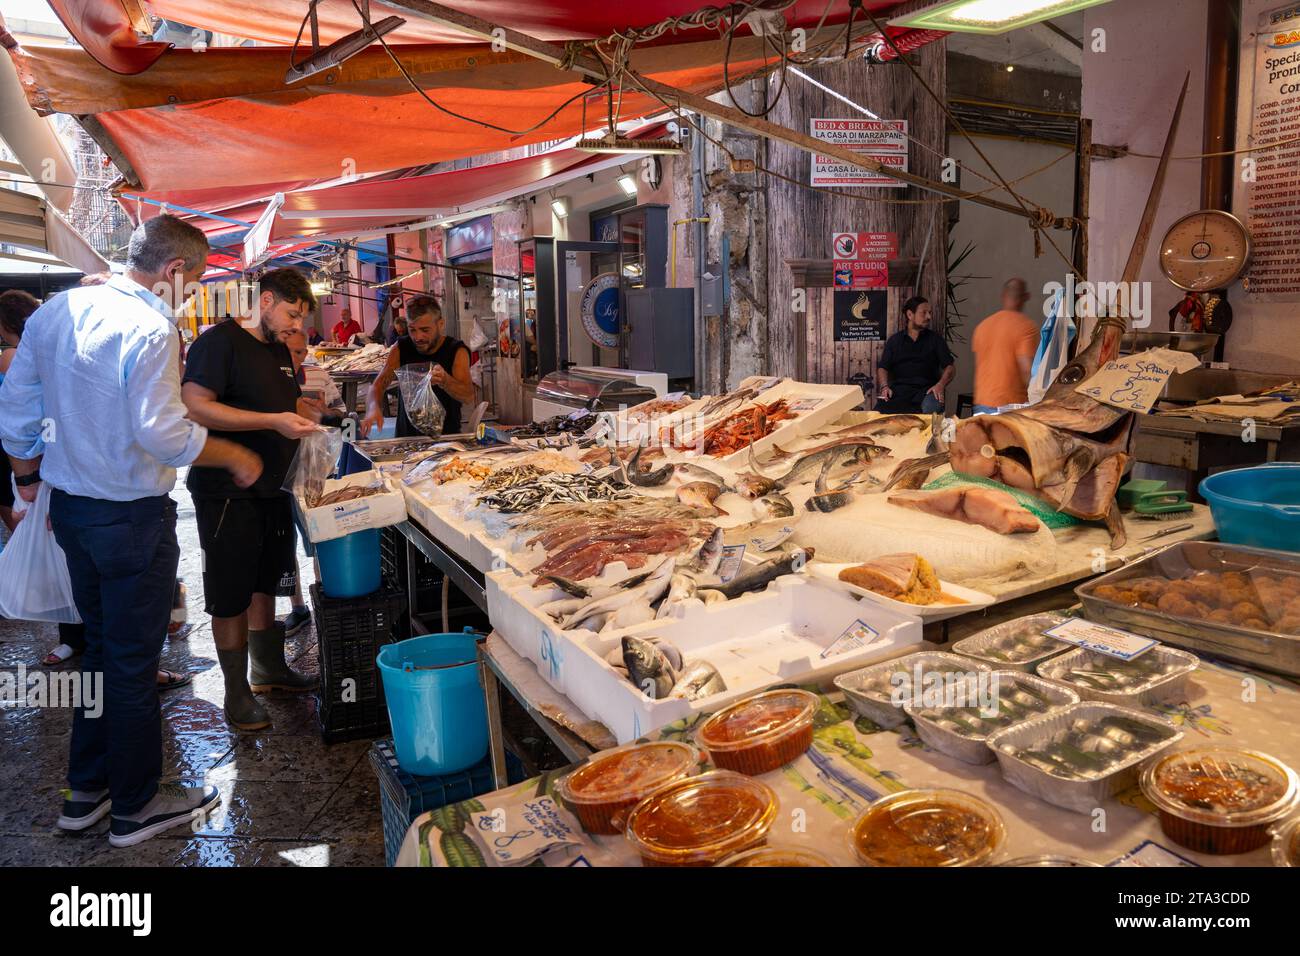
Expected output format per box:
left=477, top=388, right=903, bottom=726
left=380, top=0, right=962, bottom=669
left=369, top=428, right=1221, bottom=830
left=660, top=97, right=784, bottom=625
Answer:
left=182, top=268, right=320, bottom=731
left=876, top=295, right=955, bottom=414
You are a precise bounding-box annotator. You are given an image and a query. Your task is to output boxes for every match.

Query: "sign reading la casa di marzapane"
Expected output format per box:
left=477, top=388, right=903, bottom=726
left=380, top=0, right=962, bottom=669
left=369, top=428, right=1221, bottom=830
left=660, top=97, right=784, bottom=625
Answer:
left=810, top=118, right=908, bottom=188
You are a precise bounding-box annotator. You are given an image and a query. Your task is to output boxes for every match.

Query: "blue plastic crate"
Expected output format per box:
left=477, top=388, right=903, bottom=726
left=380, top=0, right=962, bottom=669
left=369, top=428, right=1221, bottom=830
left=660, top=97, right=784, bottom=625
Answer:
left=369, top=738, right=524, bottom=866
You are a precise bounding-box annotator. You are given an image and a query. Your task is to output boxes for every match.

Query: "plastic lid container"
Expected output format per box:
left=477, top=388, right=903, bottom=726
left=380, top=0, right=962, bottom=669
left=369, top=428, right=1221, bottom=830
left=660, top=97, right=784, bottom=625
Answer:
left=850, top=788, right=1006, bottom=867
left=1000, top=855, right=1101, bottom=867
left=556, top=741, right=698, bottom=835
left=1141, top=748, right=1299, bottom=855
left=695, top=689, right=819, bottom=775
left=625, top=770, right=778, bottom=866
left=716, top=845, right=835, bottom=867
left=1272, top=816, right=1300, bottom=867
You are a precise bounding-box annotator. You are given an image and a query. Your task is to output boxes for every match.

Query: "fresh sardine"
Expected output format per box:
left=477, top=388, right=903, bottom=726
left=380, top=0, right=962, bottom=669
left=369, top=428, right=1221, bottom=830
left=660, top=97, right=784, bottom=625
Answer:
left=669, top=660, right=727, bottom=700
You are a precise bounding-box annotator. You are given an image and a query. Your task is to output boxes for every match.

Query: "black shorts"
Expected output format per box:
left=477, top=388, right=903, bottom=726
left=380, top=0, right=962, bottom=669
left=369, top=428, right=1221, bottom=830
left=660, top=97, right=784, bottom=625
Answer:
left=194, top=495, right=297, bottom=617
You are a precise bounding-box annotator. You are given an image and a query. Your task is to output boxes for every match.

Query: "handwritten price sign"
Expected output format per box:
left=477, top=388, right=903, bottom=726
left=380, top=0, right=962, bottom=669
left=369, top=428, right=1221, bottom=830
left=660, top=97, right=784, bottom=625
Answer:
left=1074, top=348, right=1201, bottom=414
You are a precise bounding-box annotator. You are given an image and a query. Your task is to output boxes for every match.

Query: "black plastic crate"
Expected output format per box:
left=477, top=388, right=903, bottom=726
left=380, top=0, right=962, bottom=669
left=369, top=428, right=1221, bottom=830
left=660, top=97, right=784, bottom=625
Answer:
left=310, top=582, right=406, bottom=744
left=369, top=739, right=526, bottom=867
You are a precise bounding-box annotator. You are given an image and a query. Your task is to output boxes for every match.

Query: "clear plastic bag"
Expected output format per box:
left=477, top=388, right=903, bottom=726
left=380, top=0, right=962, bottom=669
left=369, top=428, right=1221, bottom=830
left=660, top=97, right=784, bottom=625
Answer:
left=396, top=363, right=447, bottom=437
left=0, top=482, right=81, bottom=624
left=282, top=426, right=344, bottom=507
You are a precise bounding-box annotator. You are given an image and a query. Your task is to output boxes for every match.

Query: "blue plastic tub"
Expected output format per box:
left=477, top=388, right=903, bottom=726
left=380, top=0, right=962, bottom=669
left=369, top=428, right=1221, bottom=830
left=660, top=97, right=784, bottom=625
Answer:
left=376, top=630, right=489, bottom=776
left=316, top=528, right=382, bottom=598
left=1199, top=463, right=1300, bottom=553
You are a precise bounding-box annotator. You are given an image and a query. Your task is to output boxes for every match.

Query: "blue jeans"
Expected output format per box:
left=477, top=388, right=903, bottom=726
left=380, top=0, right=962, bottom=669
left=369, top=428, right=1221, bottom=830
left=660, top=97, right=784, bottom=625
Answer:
left=973, top=404, right=1001, bottom=415
left=921, top=393, right=944, bottom=414
left=50, top=490, right=179, bottom=815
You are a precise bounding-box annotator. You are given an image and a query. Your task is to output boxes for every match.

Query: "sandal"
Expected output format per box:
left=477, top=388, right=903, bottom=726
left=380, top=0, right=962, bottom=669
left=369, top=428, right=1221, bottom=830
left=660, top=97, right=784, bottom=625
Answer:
left=41, top=644, right=82, bottom=667
left=157, top=670, right=192, bottom=692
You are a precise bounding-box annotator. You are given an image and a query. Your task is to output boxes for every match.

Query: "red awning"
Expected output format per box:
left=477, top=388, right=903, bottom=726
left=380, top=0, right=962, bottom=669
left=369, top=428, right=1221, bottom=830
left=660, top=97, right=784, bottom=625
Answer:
left=268, top=124, right=670, bottom=241
left=41, top=0, right=170, bottom=74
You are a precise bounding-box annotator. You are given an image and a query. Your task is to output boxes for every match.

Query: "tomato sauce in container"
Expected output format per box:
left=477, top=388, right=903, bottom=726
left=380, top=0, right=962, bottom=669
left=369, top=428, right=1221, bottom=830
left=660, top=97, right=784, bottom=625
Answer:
left=555, top=741, right=698, bottom=835
left=850, top=789, right=1006, bottom=867
left=717, top=845, right=834, bottom=867
left=1272, top=815, right=1300, bottom=867
left=695, top=689, right=819, bottom=775
left=625, top=771, right=778, bottom=866
left=1140, top=748, right=1299, bottom=855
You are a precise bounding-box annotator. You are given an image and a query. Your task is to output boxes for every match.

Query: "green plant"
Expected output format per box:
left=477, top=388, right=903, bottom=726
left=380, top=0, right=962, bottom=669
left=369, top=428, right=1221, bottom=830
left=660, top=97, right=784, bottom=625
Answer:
left=945, top=238, right=986, bottom=346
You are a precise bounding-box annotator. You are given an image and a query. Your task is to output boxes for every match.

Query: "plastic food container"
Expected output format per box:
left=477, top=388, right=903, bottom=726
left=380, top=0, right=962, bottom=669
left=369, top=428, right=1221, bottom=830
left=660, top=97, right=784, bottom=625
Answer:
left=1035, top=644, right=1199, bottom=706
left=1000, top=855, right=1101, bottom=867
left=1272, top=815, right=1300, bottom=867
left=849, top=788, right=1006, bottom=867
left=951, top=613, right=1072, bottom=672
left=904, top=671, right=1079, bottom=765
left=834, top=653, right=991, bottom=729
left=1140, top=748, right=1299, bottom=855
left=716, top=845, right=834, bottom=867
left=625, top=770, right=778, bottom=867
left=695, top=689, right=818, bottom=775
left=555, top=741, right=699, bottom=835
left=1199, top=463, right=1300, bottom=553
left=987, top=702, right=1182, bottom=814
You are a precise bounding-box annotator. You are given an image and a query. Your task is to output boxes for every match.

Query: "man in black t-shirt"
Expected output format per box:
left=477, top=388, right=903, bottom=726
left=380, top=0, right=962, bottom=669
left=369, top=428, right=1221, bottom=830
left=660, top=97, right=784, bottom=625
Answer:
left=876, top=295, right=955, bottom=414
left=360, top=294, right=474, bottom=438
left=182, top=268, right=320, bottom=731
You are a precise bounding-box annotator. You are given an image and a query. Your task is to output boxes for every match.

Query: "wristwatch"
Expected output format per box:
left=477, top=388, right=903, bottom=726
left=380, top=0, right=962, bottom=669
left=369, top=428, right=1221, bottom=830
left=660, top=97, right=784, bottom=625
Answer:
left=14, top=471, right=42, bottom=487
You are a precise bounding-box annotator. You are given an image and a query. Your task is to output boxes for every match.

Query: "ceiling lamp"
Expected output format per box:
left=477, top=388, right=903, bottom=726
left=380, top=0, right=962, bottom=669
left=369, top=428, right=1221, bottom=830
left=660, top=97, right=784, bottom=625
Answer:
left=890, top=0, right=1112, bottom=35
left=617, top=171, right=639, bottom=196
left=550, top=196, right=570, bottom=218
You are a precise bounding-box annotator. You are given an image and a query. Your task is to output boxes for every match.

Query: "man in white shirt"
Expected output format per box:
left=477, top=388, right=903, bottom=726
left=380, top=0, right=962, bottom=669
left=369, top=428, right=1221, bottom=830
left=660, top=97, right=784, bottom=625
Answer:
left=0, top=214, right=262, bottom=848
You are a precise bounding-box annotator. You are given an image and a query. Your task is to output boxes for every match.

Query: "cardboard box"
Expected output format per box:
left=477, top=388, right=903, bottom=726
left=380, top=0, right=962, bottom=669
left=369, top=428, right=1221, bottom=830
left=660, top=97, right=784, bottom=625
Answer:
left=299, top=470, right=407, bottom=544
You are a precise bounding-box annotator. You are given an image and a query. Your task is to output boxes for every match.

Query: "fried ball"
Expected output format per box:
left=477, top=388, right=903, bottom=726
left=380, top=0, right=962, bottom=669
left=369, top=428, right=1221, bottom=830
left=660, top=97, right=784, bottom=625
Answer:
left=1131, top=580, right=1167, bottom=604
left=1239, top=617, right=1270, bottom=632
left=1220, top=571, right=1250, bottom=589
left=1208, top=608, right=1236, bottom=625
left=1093, top=584, right=1126, bottom=602
left=1157, top=592, right=1199, bottom=618
left=1230, top=601, right=1267, bottom=621
left=1276, top=615, right=1300, bottom=636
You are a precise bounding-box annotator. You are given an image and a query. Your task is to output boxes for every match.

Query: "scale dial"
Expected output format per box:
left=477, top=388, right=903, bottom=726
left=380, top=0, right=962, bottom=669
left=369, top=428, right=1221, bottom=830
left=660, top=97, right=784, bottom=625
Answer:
left=1159, top=210, right=1251, bottom=292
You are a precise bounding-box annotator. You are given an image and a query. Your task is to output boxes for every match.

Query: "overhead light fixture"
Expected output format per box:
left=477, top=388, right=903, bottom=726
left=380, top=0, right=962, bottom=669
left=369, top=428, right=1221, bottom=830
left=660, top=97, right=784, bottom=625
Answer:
left=1006, top=64, right=1015, bottom=72
left=890, top=0, right=1112, bottom=36
left=310, top=280, right=332, bottom=297
left=575, top=133, right=684, bottom=155
left=550, top=196, right=570, bottom=218
left=284, top=5, right=406, bottom=84
left=616, top=170, right=639, bottom=196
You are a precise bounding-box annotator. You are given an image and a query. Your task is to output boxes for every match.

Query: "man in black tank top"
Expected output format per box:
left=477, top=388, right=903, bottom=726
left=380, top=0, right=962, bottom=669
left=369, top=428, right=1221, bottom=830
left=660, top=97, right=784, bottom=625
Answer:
left=361, top=294, right=474, bottom=437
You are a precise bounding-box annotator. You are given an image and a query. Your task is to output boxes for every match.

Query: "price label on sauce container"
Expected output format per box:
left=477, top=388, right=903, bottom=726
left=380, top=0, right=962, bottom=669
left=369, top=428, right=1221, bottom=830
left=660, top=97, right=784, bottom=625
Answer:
left=1043, top=618, right=1158, bottom=661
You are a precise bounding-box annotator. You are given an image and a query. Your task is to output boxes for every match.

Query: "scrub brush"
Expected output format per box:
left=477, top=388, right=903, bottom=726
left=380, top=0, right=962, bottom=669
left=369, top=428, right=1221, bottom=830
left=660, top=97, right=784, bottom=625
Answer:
left=1133, top=490, right=1192, bottom=519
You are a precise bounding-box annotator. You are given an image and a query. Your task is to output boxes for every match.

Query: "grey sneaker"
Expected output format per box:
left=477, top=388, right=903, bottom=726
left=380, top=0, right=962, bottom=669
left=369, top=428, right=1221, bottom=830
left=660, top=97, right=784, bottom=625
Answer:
left=57, top=788, right=110, bottom=831
left=108, top=783, right=220, bottom=847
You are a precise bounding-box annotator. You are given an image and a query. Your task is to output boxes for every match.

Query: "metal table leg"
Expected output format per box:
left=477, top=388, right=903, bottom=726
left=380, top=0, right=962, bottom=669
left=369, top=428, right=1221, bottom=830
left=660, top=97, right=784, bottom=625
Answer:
left=478, top=644, right=510, bottom=789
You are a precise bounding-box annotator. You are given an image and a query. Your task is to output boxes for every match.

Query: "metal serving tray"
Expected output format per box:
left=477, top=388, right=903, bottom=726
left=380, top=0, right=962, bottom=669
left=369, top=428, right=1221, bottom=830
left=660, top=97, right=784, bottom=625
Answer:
left=1074, top=541, right=1300, bottom=677
left=986, top=702, right=1183, bottom=814
left=834, top=652, right=989, bottom=730
left=951, top=613, right=1073, bottom=672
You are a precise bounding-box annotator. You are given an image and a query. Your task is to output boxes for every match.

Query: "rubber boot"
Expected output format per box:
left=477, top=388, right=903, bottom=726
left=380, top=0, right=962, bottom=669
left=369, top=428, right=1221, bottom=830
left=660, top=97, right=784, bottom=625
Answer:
left=217, top=647, right=271, bottom=731
left=248, top=627, right=316, bottom=693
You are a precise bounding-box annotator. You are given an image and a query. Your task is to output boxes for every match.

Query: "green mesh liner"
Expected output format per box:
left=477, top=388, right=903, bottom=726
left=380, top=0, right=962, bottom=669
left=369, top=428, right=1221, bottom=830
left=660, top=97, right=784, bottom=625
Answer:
left=922, top=470, right=1082, bottom=529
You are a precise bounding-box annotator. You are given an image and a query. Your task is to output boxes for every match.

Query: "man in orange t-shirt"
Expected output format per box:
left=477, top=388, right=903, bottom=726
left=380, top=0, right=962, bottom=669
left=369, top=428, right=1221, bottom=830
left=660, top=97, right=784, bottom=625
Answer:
left=972, top=277, right=1040, bottom=413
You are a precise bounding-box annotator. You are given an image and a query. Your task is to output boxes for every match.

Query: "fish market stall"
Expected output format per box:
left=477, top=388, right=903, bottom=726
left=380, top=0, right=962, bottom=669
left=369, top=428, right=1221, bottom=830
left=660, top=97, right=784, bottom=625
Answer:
left=396, top=651, right=1300, bottom=867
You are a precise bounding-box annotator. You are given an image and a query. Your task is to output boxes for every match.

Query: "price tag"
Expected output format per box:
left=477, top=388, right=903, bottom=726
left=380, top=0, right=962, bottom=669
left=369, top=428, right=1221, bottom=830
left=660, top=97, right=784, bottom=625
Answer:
left=788, top=397, right=824, bottom=413
left=468, top=797, right=583, bottom=865
left=717, top=545, right=745, bottom=583
left=750, top=524, right=796, bottom=552
left=1107, top=839, right=1199, bottom=867
left=821, top=618, right=879, bottom=658
left=1043, top=618, right=1158, bottom=661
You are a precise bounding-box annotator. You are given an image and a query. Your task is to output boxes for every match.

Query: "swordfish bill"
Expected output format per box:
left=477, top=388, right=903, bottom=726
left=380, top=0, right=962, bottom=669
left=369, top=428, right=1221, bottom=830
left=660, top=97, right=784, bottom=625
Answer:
left=950, top=75, right=1190, bottom=549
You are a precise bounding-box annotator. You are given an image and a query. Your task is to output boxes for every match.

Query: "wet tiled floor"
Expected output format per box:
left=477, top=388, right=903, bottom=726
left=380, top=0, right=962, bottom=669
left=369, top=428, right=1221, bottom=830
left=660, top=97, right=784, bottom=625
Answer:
left=0, top=472, right=386, bottom=867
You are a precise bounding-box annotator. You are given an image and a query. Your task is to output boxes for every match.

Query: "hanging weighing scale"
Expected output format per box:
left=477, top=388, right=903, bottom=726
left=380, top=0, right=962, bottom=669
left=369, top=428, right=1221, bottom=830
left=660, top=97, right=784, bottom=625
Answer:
left=1158, top=209, right=1251, bottom=335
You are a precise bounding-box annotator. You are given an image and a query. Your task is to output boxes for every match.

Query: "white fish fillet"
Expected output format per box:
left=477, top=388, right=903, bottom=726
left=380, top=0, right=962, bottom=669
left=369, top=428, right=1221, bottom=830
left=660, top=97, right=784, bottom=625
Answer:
left=790, top=494, right=1056, bottom=586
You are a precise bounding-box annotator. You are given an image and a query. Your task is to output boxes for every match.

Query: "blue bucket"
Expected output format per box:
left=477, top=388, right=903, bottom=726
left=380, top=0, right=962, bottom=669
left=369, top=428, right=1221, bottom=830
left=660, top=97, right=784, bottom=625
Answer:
left=376, top=630, right=489, bottom=776
left=316, top=528, right=382, bottom=598
left=1199, top=463, right=1300, bottom=553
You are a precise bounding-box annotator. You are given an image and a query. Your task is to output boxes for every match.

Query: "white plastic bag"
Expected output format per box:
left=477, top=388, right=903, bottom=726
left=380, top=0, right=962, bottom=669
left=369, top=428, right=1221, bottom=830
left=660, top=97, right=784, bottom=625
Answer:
left=0, top=482, right=81, bottom=624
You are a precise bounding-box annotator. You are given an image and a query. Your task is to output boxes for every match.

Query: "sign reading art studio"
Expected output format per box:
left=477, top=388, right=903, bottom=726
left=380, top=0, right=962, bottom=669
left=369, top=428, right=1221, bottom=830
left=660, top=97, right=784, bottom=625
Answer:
left=832, top=231, right=897, bottom=290
left=1244, top=4, right=1300, bottom=300
left=810, top=119, right=908, bottom=188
